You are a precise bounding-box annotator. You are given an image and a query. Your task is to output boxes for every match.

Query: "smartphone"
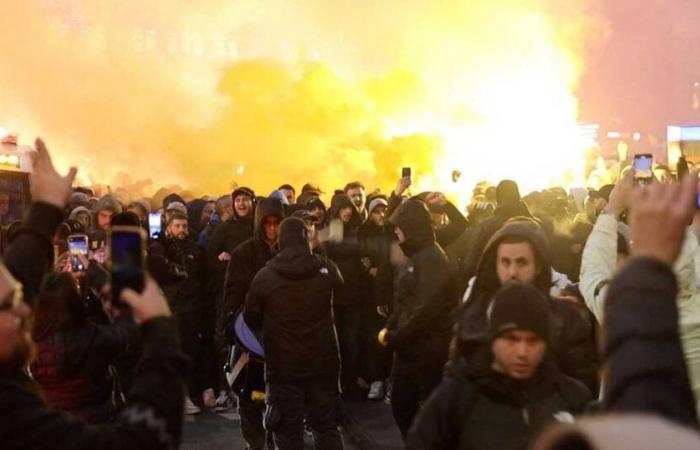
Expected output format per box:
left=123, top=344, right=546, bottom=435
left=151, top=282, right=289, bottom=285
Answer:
left=108, top=226, right=146, bottom=308
left=68, top=234, right=89, bottom=272
left=633, top=154, right=653, bottom=185
left=402, top=167, right=411, bottom=179
left=148, top=211, right=163, bottom=240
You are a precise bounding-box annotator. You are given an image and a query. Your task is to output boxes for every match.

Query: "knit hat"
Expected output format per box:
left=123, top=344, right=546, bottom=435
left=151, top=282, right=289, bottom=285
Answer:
left=489, top=283, right=552, bottom=343
left=165, top=201, right=187, bottom=215
left=93, top=195, right=123, bottom=215
left=278, top=217, right=311, bottom=251
left=368, top=197, right=388, bottom=215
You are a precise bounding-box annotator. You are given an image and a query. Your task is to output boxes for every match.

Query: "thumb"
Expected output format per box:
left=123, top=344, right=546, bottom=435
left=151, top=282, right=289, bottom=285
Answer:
left=120, top=288, right=139, bottom=307
left=65, top=167, right=78, bottom=185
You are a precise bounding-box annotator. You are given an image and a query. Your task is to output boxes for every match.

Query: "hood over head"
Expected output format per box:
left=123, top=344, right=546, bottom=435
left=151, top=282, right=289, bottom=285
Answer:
left=93, top=195, right=123, bottom=215
left=187, top=199, right=207, bottom=230
left=496, top=179, right=521, bottom=206
left=69, top=206, right=91, bottom=221
left=268, top=190, right=290, bottom=206
left=328, top=193, right=362, bottom=228
left=268, top=217, right=324, bottom=280
left=458, top=219, right=553, bottom=352
left=253, top=197, right=286, bottom=241
left=391, top=197, right=435, bottom=256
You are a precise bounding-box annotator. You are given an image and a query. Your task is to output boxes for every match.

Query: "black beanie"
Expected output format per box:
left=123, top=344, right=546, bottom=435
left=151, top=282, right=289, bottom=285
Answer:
left=278, top=217, right=310, bottom=251
left=489, top=283, right=552, bottom=343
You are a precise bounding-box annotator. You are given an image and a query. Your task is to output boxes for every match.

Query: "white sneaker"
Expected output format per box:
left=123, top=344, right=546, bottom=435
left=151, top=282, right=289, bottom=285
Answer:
left=184, top=396, right=202, bottom=415
left=202, top=388, right=216, bottom=409
left=368, top=381, right=385, bottom=400
left=214, top=390, right=234, bottom=412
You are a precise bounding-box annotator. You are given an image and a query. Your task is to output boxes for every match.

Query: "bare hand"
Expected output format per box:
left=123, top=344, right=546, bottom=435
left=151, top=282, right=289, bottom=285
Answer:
left=395, top=176, right=411, bottom=196
left=376, top=305, right=389, bottom=318
left=120, top=277, right=171, bottom=323
left=218, top=252, right=231, bottom=262
left=606, top=170, right=634, bottom=217
left=30, top=139, right=77, bottom=209
left=628, top=170, right=698, bottom=266
left=361, top=257, right=372, bottom=270
left=368, top=267, right=378, bottom=277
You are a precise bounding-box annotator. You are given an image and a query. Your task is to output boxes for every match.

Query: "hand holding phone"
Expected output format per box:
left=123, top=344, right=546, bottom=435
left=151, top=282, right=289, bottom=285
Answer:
left=148, top=212, right=163, bottom=240
left=108, top=226, right=146, bottom=308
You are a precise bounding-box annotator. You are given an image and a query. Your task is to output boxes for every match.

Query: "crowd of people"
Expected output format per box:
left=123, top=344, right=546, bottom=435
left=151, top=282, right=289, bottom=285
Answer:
left=1, top=138, right=700, bottom=449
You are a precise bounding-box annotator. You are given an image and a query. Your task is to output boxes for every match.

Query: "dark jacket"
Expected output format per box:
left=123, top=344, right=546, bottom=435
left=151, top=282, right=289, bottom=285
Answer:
left=386, top=199, right=458, bottom=355
left=1, top=321, right=187, bottom=450
left=148, top=236, right=205, bottom=314
left=603, top=257, right=698, bottom=426
left=406, top=348, right=591, bottom=450
left=4, top=202, right=64, bottom=307
left=325, top=194, right=364, bottom=307
left=462, top=200, right=533, bottom=281
left=224, top=198, right=285, bottom=316
left=244, top=245, right=343, bottom=383
left=358, top=219, right=395, bottom=307
left=456, top=221, right=599, bottom=391
left=30, top=317, right=136, bottom=423
left=186, top=199, right=207, bottom=237
left=205, top=210, right=254, bottom=305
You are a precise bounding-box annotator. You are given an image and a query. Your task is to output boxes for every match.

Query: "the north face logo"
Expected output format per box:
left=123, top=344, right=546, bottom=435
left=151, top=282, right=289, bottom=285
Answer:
left=320, top=268, right=329, bottom=274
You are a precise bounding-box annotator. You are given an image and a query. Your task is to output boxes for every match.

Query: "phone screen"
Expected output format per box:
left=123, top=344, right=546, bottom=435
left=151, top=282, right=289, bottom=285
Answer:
left=633, top=154, right=653, bottom=184
left=109, top=228, right=145, bottom=307
left=402, top=167, right=411, bottom=179
left=68, top=234, right=88, bottom=272
left=148, top=212, right=163, bottom=240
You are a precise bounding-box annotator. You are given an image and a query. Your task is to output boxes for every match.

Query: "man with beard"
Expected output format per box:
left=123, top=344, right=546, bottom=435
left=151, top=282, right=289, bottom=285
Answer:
left=226, top=197, right=285, bottom=450
left=206, top=187, right=255, bottom=410
left=344, top=181, right=368, bottom=221
left=148, top=210, right=205, bottom=415
left=0, top=139, right=188, bottom=449
left=378, top=198, right=458, bottom=438
left=456, top=219, right=598, bottom=392
left=244, top=217, right=345, bottom=449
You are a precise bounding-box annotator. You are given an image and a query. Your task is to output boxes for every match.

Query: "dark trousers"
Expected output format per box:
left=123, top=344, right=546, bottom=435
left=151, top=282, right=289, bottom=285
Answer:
left=176, top=309, right=202, bottom=395
left=390, top=341, right=449, bottom=439
left=333, top=305, right=362, bottom=391
left=239, top=395, right=272, bottom=450
left=360, top=304, right=391, bottom=383
left=265, top=377, right=344, bottom=450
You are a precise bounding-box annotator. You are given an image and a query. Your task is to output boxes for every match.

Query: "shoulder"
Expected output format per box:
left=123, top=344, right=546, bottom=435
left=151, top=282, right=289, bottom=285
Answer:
left=555, top=374, right=593, bottom=411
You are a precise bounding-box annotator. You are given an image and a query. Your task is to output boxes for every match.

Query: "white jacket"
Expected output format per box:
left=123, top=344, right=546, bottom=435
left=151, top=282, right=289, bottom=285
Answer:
left=580, top=213, right=700, bottom=419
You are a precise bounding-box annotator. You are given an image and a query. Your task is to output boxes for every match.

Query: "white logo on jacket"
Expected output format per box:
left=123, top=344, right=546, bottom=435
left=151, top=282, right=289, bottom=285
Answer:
left=320, top=267, right=329, bottom=274
left=553, top=411, right=575, bottom=423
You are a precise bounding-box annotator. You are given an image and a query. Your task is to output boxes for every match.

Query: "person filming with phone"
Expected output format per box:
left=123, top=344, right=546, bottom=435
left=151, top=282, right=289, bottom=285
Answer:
left=0, top=139, right=189, bottom=450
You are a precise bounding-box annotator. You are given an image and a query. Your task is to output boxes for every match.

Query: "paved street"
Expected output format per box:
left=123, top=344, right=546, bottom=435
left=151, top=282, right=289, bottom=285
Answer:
left=181, top=398, right=403, bottom=449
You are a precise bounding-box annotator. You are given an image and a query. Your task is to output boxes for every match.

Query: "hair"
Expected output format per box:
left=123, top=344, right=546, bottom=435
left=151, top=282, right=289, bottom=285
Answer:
left=278, top=184, right=295, bottom=194
left=166, top=211, right=188, bottom=225
left=127, top=201, right=148, bottom=216
left=215, top=195, right=231, bottom=216
left=34, top=272, right=86, bottom=336
left=343, top=181, right=365, bottom=193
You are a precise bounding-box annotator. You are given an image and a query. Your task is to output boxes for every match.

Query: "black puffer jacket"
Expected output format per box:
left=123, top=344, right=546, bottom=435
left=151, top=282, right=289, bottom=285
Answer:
left=407, top=348, right=592, bottom=450
left=224, top=197, right=285, bottom=316
left=456, top=221, right=599, bottom=391
left=244, top=231, right=344, bottom=383
left=386, top=199, right=458, bottom=355
left=325, top=194, right=364, bottom=307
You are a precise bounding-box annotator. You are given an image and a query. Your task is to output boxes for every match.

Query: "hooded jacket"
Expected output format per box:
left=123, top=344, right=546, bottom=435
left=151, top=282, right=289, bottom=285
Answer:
left=358, top=213, right=395, bottom=307
left=462, top=200, right=533, bottom=281
left=457, top=221, right=599, bottom=391
left=244, top=218, right=344, bottom=383
left=325, top=194, right=365, bottom=307
left=407, top=348, right=591, bottom=450
left=386, top=199, right=458, bottom=353
left=186, top=199, right=207, bottom=236
left=224, top=197, right=285, bottom=316
left=205, top=197, right=255, bottom=305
